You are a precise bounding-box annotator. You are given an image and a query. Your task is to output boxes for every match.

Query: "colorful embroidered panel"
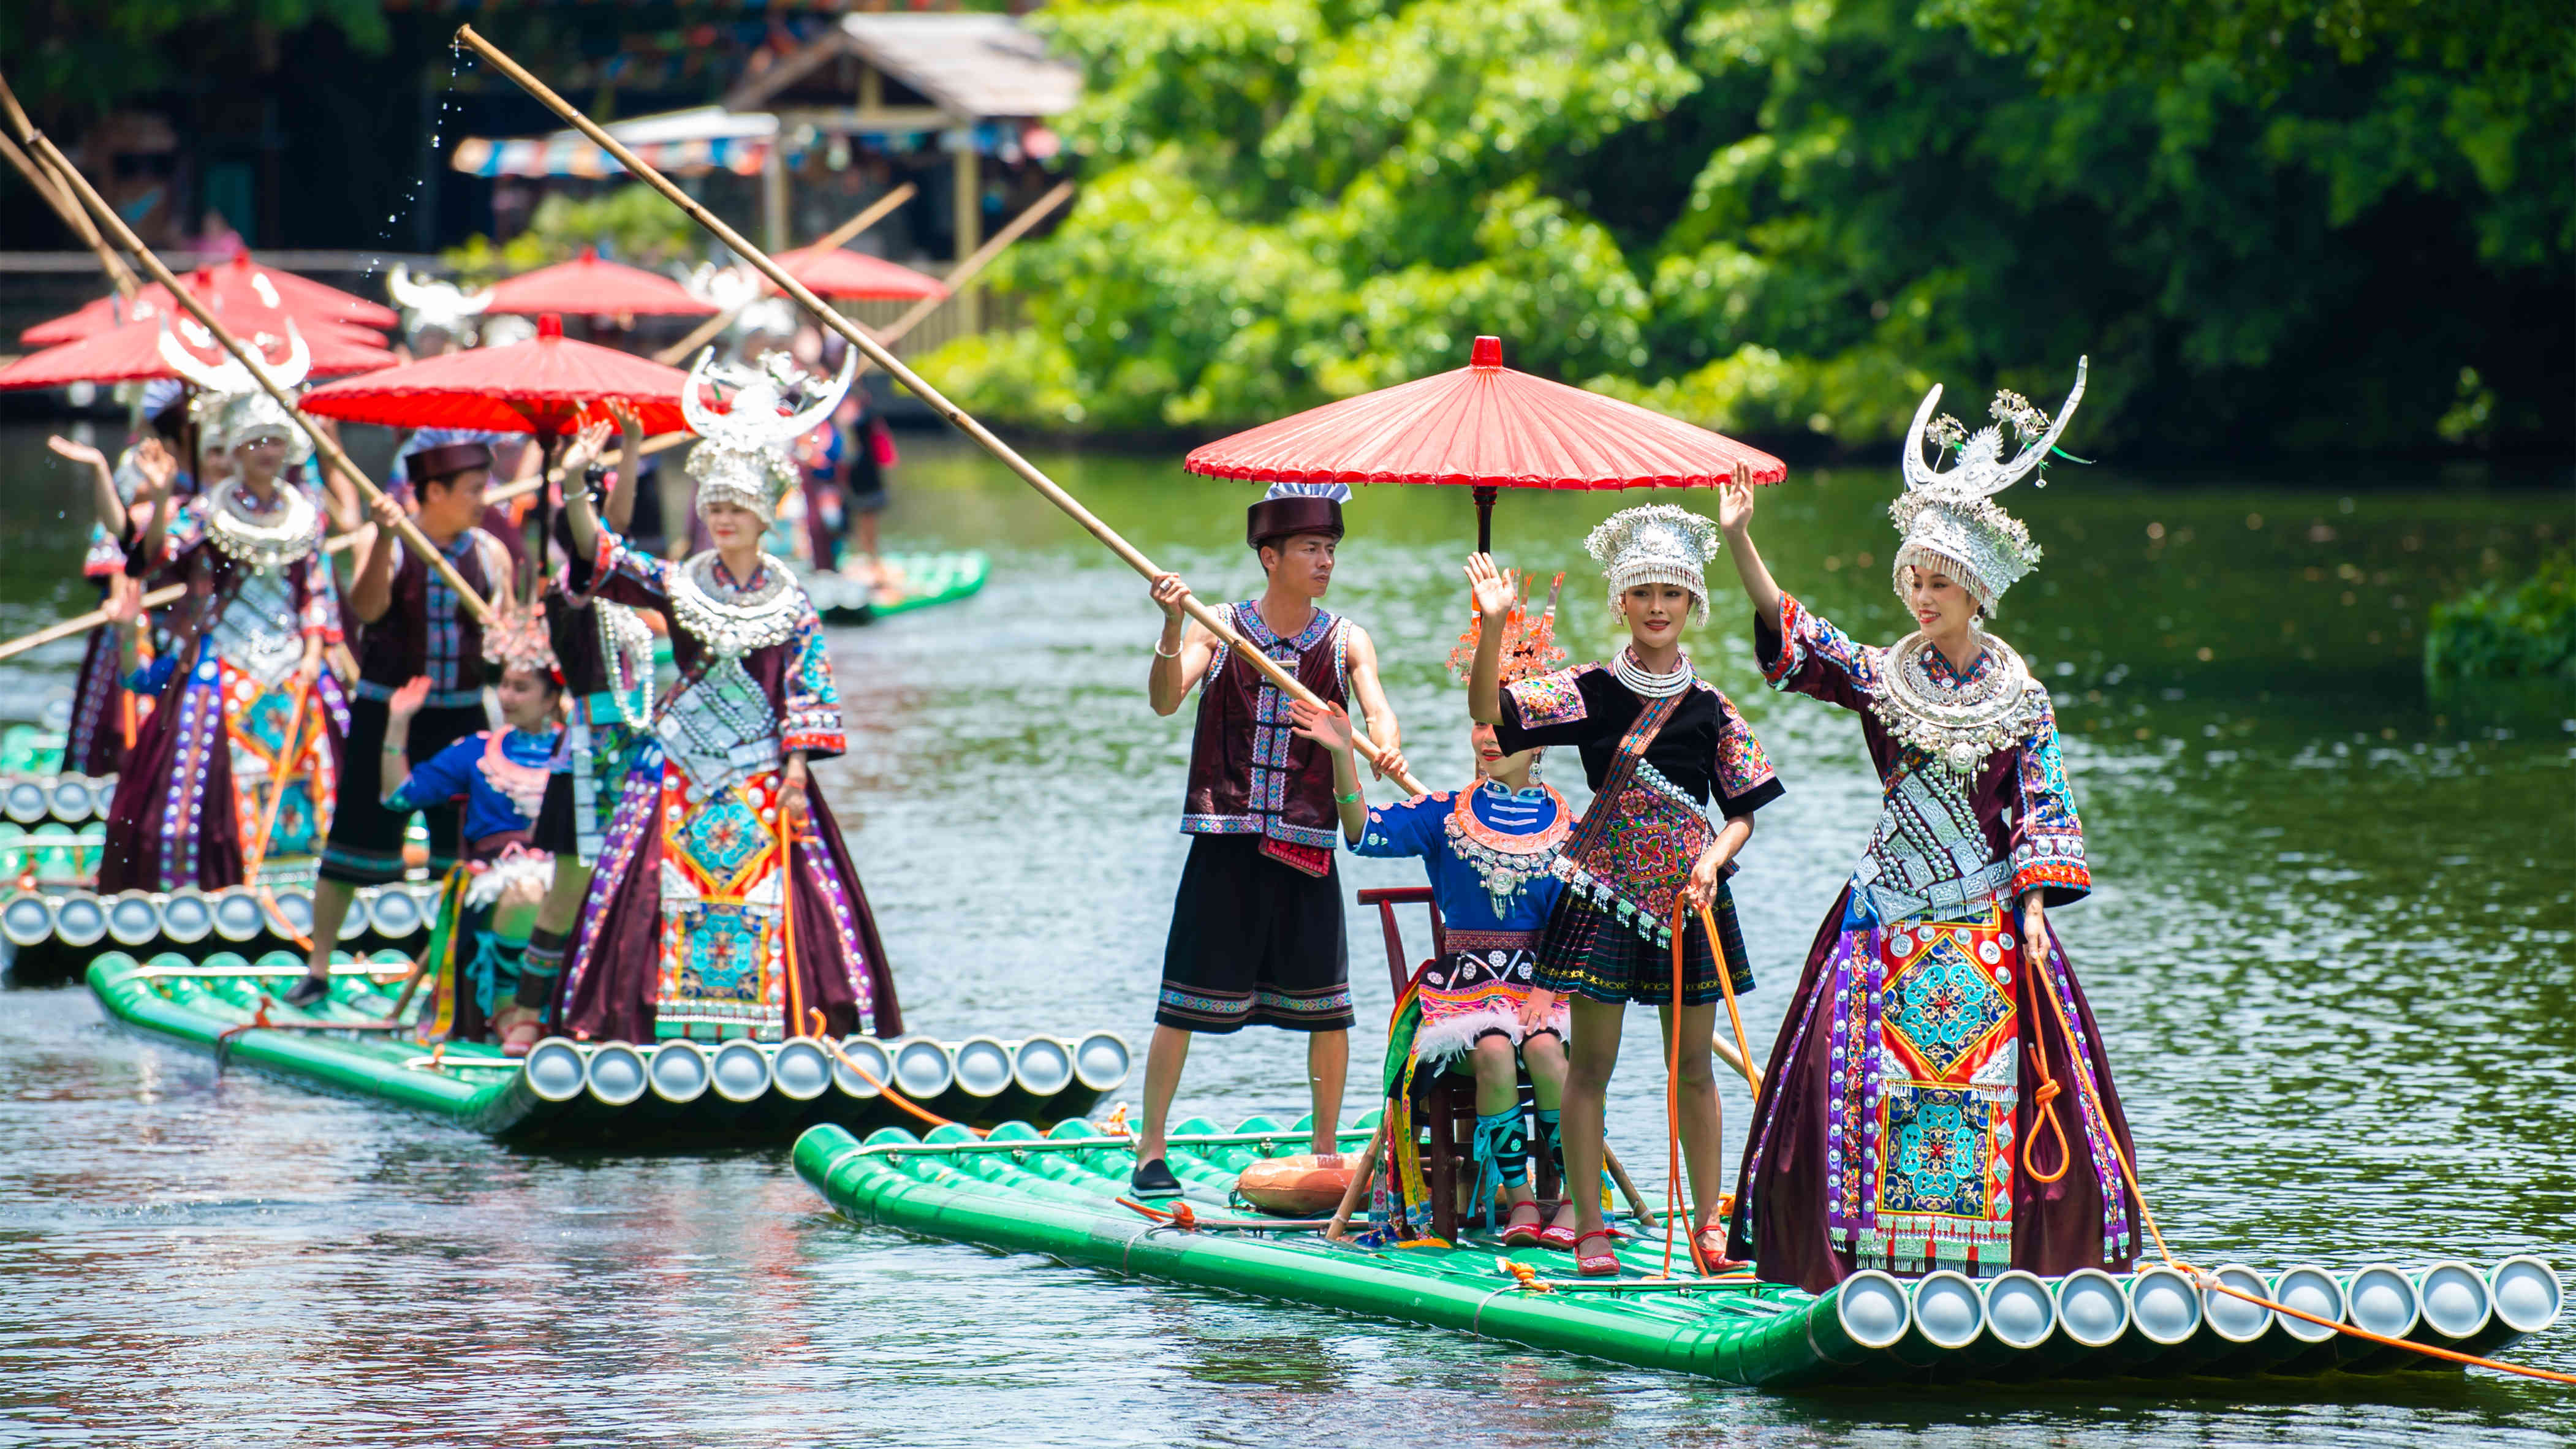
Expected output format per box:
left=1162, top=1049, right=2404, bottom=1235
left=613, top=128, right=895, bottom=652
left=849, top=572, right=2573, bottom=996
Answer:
left=1506, top=666, right=1593, bottom=728
left=1825, top=904, right=2020, bottom=1275
left=653, top=762, right=791, bottom=1037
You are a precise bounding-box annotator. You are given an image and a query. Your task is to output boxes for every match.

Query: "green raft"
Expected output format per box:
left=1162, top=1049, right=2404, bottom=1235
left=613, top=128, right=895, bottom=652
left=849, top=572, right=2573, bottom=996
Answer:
left=87, top=951, right=1132, bottom=1148
left=802, top=551, right=988, bottom=624
left=794, top=1118, right=2566, bottom=1389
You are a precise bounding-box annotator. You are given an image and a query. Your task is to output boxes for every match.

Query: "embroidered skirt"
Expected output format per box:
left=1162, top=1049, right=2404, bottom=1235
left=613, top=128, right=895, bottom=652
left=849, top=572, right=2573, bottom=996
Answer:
left=1531, top=880, right=1753, bottom=1007
left=1156, top=834, right=1353, bottom=1034
left=1409, top=931, right=1569, bottom=1067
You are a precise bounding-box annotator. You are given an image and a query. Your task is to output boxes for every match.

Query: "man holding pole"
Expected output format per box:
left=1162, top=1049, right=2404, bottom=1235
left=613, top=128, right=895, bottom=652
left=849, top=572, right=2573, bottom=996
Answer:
left=1133, top=482, right=1406, bottom=1195
left=289, top=442, right=513, bottom=1005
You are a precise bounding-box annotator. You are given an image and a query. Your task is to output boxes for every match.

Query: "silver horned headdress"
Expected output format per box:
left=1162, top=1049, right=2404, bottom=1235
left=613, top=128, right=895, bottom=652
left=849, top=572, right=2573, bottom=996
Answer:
left=386, top=263, right=493, bottom=346
left=678, top=343, right=856, bottom=523
left=1585, top=504, right=1722, bottom=625
left=1890, top=355, right=2086, bottom=614
left=157, top=318, right=314, bottom=463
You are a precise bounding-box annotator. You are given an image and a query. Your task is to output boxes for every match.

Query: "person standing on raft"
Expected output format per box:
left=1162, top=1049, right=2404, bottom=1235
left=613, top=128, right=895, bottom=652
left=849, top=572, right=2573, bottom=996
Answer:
left=1716, top=361, right=2138, bottom=1290
left=1134, top=480, right=1407, bottom=1198
left=1466, top=484, right=1784, bottom=1276
left=290, top=441, right=514, bottom=1007
left=550, top=349, right=898, bottom=1045
left=92, top=390, right=347, bottom=896
left=1289, top=574, right=1573, bottom=1245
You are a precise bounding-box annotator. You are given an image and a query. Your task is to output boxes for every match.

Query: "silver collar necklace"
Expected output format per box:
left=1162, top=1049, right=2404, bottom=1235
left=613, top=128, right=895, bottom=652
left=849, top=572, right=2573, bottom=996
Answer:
left=1612, top=646, right=1695, bottom=699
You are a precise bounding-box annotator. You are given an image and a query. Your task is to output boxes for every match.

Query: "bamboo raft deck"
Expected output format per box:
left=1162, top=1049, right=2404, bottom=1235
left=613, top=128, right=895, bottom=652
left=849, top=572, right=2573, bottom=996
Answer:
left=87, top=951, right=1132, bottom=1148
left=794, top=1116, right=2566, bottom=1390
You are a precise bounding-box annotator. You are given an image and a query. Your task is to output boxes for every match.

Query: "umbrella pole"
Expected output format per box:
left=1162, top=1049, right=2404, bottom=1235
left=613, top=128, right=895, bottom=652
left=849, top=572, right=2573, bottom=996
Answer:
left=0, top=84, right=494, bottom=624
left=1473, top=485, right=1497, bottom=554
left=455, top=26, right=1426, bottom=795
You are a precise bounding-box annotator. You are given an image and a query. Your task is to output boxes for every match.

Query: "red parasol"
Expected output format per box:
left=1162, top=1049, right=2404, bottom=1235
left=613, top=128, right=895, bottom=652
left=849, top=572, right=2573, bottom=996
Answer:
left=481, top=246, right=717, bottom=317
left=768, top=244, right=947, bottom=302
left=0, top=315, right=395, bottom=392
left=1183, top=335, right=1786, bottom=548
left=21, top=254, right=398, bottom=346
left=298, top=314, right=695, bottom=436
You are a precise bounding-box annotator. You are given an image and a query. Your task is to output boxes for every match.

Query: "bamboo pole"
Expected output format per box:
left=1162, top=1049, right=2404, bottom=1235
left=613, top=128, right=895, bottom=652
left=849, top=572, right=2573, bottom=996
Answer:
left=0, top=126, right=136, bottom=297
left=653, top=183, right=918, bottom=366
left=455, top=26, right=1422, bottom=792
left=0, top=584, right=184, bottom=665
left=0, top=74, right=493, bottom=622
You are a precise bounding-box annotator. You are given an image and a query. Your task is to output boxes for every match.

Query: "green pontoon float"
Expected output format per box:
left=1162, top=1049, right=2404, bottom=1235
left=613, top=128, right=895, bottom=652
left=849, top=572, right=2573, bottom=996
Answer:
left=801, top=550, right=988, bottom=624
left=794, top=1116, right=2565, bottom=1390
left=86, top=951, right=1131, bottom=1148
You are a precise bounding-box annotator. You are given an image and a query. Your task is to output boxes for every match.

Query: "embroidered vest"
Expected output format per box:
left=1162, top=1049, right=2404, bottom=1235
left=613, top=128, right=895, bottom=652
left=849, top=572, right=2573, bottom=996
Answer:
left=357, top=530, right=504, bottom=697
left=1181, top=601, right=1349, bottom=850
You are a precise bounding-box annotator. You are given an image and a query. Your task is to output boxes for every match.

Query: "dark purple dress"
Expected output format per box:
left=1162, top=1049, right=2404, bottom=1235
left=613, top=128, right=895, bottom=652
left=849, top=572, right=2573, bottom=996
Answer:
left=555, top=534, right=900, bottom=1043
left=1726, top=595, right=2138, bottom=1292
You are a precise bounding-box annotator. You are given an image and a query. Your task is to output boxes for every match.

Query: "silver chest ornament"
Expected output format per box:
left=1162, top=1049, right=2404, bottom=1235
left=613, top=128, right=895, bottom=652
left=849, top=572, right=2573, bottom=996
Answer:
left=1866, top=632, right=2048, bottom=783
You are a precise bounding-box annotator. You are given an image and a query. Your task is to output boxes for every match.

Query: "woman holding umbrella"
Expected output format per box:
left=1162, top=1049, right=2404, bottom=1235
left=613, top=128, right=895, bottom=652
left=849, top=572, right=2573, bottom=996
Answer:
left=1712, top=363, right=2140, bottom=1292
left=550, top=349, right=900, bottom=1044
left=1464, top=471, right=1786, bottom=1276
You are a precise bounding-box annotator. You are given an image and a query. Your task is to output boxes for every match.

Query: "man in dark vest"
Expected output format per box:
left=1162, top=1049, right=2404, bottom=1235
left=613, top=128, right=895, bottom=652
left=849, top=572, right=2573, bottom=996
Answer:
left=287, top=442, right=513, bottom=1005
left=1135, top=482, right=1406, bottom=1195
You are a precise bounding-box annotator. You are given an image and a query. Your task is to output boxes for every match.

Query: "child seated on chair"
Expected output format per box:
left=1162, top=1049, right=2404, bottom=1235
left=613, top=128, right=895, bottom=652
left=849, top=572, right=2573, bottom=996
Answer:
left=1289, top=577, right=1577, bottom=1246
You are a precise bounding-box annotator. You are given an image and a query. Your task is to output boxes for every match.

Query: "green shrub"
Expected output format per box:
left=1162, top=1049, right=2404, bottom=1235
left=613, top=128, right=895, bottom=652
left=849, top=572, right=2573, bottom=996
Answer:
left=2425, top=551, right=2576, bottom=683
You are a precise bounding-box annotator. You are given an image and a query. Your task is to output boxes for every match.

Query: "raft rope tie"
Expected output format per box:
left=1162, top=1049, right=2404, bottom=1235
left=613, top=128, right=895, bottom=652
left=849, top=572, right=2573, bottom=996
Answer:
left=211, top=996, right=277, bottom=1071
left=2021, top=934, right=2576, bottom=1387
left=804, top=1008, right=988, bottom=1139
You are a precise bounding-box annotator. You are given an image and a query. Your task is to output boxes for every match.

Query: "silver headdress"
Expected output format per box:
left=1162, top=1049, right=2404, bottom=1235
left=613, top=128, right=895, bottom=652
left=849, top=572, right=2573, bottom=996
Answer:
left=678, top=343, right=856, bottom=523
left=385, top=263, right=493, bottom=346
left=1890, top=356, right=2086, bottom=614
left=1585, top=504, right=1722, bottom=625
left=157, top=319, right=314, bottom=464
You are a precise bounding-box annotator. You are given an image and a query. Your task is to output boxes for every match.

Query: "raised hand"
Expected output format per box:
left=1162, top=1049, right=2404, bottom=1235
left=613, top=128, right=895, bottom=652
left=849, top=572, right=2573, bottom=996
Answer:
left=1147, top=572, right=1191, bottom=621
left=46, top=434, right=108, bottom=471
left=1286, top=697, right=1355, bottom=752
left=387, top=675, right=433, bottom=722
left=134, top=438, right=179, bottom=494
left=1463, top=551, right=1515, bottom=619
left=1716, top=459, right=1757, bottom=535
left=562, top=417, right=615, bottom=474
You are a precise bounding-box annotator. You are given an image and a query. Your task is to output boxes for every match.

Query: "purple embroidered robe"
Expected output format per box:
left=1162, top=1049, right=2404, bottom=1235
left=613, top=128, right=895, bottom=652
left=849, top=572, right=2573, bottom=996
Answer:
left=1727, top=594, right=2134, bottom=1291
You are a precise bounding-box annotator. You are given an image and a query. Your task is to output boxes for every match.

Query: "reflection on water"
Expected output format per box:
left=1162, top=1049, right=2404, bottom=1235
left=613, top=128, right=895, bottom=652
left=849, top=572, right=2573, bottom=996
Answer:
left=1, top=422, right=2570, bottom=1445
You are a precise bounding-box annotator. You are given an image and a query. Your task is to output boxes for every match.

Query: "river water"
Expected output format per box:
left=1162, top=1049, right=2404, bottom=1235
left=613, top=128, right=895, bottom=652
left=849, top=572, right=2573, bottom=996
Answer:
left=1, top=422, right=2569, bottom=1445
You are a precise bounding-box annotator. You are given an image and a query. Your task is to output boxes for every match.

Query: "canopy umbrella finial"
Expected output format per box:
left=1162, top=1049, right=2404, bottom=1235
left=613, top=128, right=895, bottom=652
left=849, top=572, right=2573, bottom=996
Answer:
left=1470, top=335, right=1503, bottom=371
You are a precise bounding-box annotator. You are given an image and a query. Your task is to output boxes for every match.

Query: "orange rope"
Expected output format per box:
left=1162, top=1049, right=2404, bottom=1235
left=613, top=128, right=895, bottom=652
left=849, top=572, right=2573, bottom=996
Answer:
left=805, top=1007, right=987, bottom=1138
left=1661, top=902, right=1686, bottom=1279
left=2022, top=930, right=2575, bottom=1386
left=778, top=819, right=805, bottom=1045
left=2012, top=906, right=2074, bottom=1184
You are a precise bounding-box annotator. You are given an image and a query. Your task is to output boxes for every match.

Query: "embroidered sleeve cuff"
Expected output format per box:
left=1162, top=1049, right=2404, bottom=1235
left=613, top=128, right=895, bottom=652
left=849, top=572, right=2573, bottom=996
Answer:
left=1718, top=775, right=1786, bottom=820
left=1762, top=594, right=1811, bottom=686
left=2010, top=851, right=2091, bottom=902
left=1507, top=667, right=1591, bottom=728
left=784, top=708, right=844, bottom=759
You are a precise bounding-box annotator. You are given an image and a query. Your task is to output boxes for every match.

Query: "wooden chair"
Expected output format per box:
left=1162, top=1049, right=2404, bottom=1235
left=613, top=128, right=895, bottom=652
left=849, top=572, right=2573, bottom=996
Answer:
left=1357, top=887, right=1558, bottom=1241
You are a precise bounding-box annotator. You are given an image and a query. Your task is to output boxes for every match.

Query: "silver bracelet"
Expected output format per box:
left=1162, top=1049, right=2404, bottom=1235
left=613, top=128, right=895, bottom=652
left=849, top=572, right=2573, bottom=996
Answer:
left=1152, top=636, right=1183, bottom=659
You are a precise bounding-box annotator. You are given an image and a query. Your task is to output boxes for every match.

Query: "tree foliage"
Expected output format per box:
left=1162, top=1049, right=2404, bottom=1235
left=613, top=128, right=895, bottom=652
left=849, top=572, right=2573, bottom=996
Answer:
left=439, top=185, right=704, bottom=282
left=2, top=0, right=389, bottom=118
left=922, top=0, right=2570, bottom=456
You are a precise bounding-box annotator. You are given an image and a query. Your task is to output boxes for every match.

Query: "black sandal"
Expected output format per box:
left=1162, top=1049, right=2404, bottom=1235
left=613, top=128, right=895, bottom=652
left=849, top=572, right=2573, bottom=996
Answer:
left=1129, top=1158, right=1183, bottom=1198
left=282, top=972, right=330, bottom=1008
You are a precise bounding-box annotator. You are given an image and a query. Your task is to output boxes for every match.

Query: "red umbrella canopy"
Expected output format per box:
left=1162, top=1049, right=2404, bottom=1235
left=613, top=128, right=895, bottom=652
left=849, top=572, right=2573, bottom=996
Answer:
left=482, top=247, right=718, bottom=317
left=1186, top=336, right=1786, bottom=493
left=0, top=314, right=395, bottom=392
left=21, top=254, right=398, bottom=347
left=298, top=314, right=695, bottom=435
left=770, top=244, right=947, bottom=302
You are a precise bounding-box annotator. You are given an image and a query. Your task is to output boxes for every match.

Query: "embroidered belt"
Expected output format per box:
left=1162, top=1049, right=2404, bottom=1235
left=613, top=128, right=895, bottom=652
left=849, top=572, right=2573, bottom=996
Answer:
left=1852, top=858, right=2016, bottom=927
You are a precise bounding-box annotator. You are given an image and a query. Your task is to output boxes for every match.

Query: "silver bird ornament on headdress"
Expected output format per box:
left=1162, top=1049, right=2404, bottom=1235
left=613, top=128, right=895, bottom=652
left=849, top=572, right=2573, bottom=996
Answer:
left=678, top=342, right=857, bottom=523
left=1585, top=504, right=1723, bottom=625
left=385, top=263, right=494, bottom=346
left=1888, top=355, right=2086, bottom=614
left=684, top=262, right=765, bottom=315
left=157, top=317, right=315, bottom=463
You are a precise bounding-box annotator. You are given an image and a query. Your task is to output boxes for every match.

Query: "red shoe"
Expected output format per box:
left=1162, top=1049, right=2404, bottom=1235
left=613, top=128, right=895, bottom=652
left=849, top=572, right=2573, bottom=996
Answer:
left=1500, top=1201, right=1545, bottom=1247
left=1574, top=1228, right=1621, bottom=1277
left=1537, top=1220, right=1577, bottom=1251
left=1691, top=1226, right=1752, bottom=1276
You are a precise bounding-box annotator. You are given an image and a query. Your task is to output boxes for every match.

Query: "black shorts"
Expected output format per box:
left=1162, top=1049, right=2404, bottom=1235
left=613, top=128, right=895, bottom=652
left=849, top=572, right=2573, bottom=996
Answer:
left=319, top=695, right=483, bottom=887
left=1156, top=834, right=1353, bottom=1035
left=1531, top=880, right=1754, bottom=1007
left=531, top=769, right=577, bottom=856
